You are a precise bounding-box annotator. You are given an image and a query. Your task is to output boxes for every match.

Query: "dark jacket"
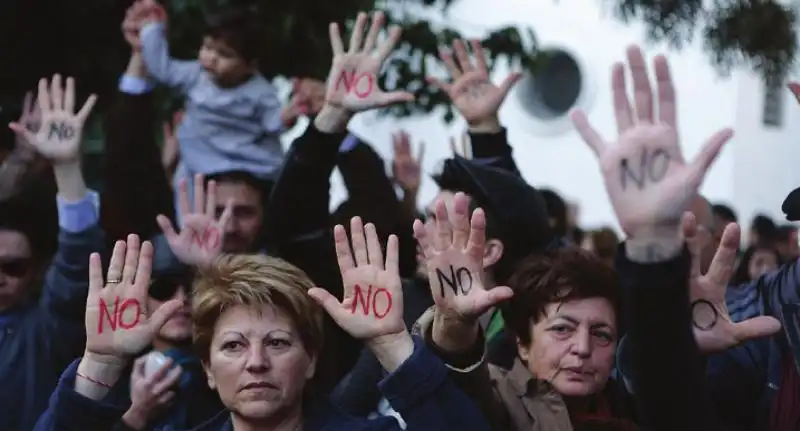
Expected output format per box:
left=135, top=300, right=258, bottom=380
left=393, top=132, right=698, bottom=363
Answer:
left=616, top=245, right=723, bottom=430
left=0, top=224, right=104, bottom=430
left=36, top=337, right=492, bottom=431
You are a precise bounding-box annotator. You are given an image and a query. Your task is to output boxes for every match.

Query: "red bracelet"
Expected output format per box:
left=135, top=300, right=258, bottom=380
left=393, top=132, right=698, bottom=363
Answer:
left=76, top=371, right=112, bottom=388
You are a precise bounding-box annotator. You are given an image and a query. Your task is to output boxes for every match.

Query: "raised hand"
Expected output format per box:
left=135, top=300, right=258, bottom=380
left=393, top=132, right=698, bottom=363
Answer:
left=85, top=235, right=183, bottom=358
left=15, top=91, right=41, bottom=149
left=413, top=192, right=513, bottom=321
left=570, top=46, right=732, bottom=236
left=325, top=12, right=414, bottom=112
left=428, top=39, right=521, bottom=126
left=391, top=130, right=424, bottom=194
left=9, top=75, right=96, bottom=163
left=156, top=174, right=232, bottom=267
left=308, top=217, right=405, bottom=340
left=682, top=214, right=781, bottom=353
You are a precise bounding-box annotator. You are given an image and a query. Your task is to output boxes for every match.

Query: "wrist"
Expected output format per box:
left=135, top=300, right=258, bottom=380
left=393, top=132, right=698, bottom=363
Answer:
left=52, top=161, right=88, bottom=202
left=432, top=310, right=480, bottom=353
left=122, top=406, right=148, bottom=430
left=625, top=224, right=683, bottom=263
left=467, top=116, right=501, bottom=133
left=125, top=53, right=147, bottom=77
left=313, top=105, right=352, bottom=133
left=367, top=330, right=415, bottom=373
left=75, top=352, right=127, bottom=399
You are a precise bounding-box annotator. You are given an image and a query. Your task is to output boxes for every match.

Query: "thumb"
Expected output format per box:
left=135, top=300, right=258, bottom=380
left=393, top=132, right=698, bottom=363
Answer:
left=377, top=91, right=415, bottom=107
left=472, top=286, right=514, bottom=314
left=148, top=299, right=184, bottom=333
left=734, top=316, right=782, bottom=343
left=688, top=128, right=733, bottom=188
left=498, top=72, right=522, bottom=97
left=307, top=288, right=346, bottom=320
left=9, top=122, right=35, bottom=144
left=156, top=215, right=179, bottom=243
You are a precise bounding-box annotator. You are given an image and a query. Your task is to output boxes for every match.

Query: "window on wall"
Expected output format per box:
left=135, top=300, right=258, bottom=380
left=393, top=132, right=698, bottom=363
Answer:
left=763, top=77, right=784, bottom=127
left=518, top=49, right=583, bottom=121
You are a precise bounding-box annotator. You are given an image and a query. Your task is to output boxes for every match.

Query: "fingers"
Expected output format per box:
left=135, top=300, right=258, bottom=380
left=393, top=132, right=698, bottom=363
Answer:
left=375, top=26, right=402, bottom=63
left=733, top=316, right=782, bottom=343
left=329, top=21, right=344, bottom=55
left=152, top=365, right=182, bottom=394
left=148, top=299, right=184, bottom=333
left=348, top=12, right=368, bottom=54
left=218, top=199, right=234, bottom=228
left=64, top=77, right=76, bottom=114
left=472, top=286, right=514, bottom=312
left=134, top=241, right=154, bottom=293
left=350, top=217, right=369, bottom=265
left=205, top=180, right=217, bottom=217
left=193, top=174, right=205, bottom=214
left=333, top=224, right=355, bottom=273
left=385, top=234, right=399, bottom=274
left=705, top=222, right=740, bottom=286
left=789, top=82, right=800, bottom=105
left=471, top=39, right=489, bottom=73
left=570, top=110, right=606, bottom=157
left=50, top=74, right=63, bottom=112
left=89, top=252, right=104, bottom=294
left=611, top=63, right=633, bottom=133
left=653, top=55, right=676, bottom=127
left=413, top=219, right=433, bottom=260
left=453, top=39, right=474, bottom=73
left=626, top=45, right=654, bottom=123
left=76, top=94, right=98, bottom=123
left=107, top=240, right=127, bottom=283
left=21, top=92, right=32, bottom=119
left=132, top=355, right=148, bottom=378
left=434, top=199, right=453, bottom=251
left=362, top=11, right=384, bottom=52
left=466, top=207, right=487, bottom=262
left=121, top=234, right=141, bottom=284
left=688, top=128, right=733, bottom=188
left=364, top=223, right=384, bottom=269
left=38, top=78, right=50, bottom=114
left=681, top=212, right=702, bottom=279
left=416, top=140, right=425, bottom=165
left=178, top=179, right=192, bottom=218
left=451, top=192, right=470, bottom=249
left=156, top=214, right=179, bottom=242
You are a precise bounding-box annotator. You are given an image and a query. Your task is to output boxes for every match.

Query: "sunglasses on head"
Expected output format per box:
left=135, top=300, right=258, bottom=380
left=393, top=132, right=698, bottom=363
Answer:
left=0, top=257, right=32, bottom=278
left=148, top=273, right=194, bottom=301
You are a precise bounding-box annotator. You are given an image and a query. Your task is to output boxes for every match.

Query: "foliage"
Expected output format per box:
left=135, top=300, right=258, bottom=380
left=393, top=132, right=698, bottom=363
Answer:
left=612, top=0, right=797, bottom=80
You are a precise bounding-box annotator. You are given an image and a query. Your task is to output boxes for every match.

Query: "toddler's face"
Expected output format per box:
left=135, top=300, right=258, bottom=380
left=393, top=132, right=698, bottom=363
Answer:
left=199, top=36, right=254, bottom=87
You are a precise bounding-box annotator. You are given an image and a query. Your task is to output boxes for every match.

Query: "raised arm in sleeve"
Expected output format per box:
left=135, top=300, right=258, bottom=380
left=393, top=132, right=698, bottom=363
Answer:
left=140, top=22, right=203, bottom=93
left=468, top=128, right=520, bottom=176
left=616, top=245, right=723, bottom=431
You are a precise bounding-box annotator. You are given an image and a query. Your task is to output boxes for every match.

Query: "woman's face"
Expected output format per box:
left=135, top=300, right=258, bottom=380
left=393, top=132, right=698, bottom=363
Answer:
left=518, top=297, right=617, bottom=397
left=203, top=304, right=316, bottom=421
left=748, top=249, right=778, bottom=280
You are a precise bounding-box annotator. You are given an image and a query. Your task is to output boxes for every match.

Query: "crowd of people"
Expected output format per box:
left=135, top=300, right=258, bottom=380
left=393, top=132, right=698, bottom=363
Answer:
left=1, top=0, right=800, bottom=430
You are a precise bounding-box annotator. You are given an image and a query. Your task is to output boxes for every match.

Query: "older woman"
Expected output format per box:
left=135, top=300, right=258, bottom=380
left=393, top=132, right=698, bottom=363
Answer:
left=41, top=213, right=489, bottom=430
left=413, top=192, right=638, bottom=430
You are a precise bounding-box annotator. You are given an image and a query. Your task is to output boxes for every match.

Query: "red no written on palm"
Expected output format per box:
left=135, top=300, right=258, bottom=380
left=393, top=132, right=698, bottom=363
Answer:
left=84, top=237, right=182, bottom=358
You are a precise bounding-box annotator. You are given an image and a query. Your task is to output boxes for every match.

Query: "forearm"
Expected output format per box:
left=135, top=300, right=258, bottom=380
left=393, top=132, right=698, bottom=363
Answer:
left=431, top=311, right=481, bottom=353
left=367, top=331, right=415, bottom=373
left=53, top=161, right=88, bottom=202
left=74, top=353, right=127, bottom=400
left=125, top=53, right=147, bottom=78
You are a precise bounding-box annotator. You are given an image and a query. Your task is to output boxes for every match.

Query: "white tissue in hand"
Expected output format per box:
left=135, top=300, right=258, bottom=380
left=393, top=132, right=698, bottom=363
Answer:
left=144, top=351, right=169, bottom=378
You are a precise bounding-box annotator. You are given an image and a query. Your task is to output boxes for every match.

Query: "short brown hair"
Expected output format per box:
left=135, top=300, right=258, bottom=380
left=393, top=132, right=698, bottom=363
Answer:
left=587, top=227, right=620, bottom=262
left=192, top=254, right=324, bottom=362
left=501, top=247, right=622, bottom=345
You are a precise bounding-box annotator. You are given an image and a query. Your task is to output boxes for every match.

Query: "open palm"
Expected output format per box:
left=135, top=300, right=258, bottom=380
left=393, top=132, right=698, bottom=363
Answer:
left=308, top=217, right=405, bottom=340
left=157, top=174, right=232, bottom=267
left=570, top=46, right=731, bottom=235
left=10, top=75, right=96, bottom=163
left=324, top=11, right=413, bottom=112
left=682, top=215, right=781, bottom=353
left=413, top=192, right=513, bottom=320
left=85, top=235, right=182, bottom=358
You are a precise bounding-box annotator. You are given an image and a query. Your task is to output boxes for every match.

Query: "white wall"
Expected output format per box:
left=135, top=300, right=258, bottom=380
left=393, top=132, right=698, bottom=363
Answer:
left=282, top=0, right=798, bottom=231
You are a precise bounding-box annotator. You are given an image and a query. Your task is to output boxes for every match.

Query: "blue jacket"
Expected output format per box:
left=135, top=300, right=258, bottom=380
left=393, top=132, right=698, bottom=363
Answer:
left=0, top=224, right=104, bottom=430
left=706, top=259, right=800, bottom=430
left=37, top=337, right=491, bottom=431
